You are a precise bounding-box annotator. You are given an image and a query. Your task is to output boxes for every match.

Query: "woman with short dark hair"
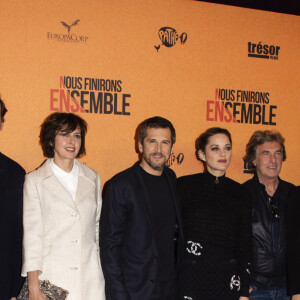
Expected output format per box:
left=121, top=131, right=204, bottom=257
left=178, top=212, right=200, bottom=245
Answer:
left=178, top=127, right=252, bottom=300
left=22, top=112, right=105, bottom=300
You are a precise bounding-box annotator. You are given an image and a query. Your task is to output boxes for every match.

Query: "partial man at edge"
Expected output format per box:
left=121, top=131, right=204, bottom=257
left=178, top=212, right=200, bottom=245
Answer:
left=287, top=186, right=300, bottom=300
left=0, top=97, right=25, bottom=300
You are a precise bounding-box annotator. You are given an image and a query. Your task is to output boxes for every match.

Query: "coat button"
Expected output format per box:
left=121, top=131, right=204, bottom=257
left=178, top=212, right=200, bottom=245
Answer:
left=150, top=280, right=155, bottom=284
left=192, top=260, right=196, bottom=265
left=154, top=256, right=159, bottom=262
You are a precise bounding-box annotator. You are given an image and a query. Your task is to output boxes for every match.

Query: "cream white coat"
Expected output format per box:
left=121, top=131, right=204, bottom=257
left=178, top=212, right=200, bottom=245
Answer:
left=22, top=159, right=105, bottom=300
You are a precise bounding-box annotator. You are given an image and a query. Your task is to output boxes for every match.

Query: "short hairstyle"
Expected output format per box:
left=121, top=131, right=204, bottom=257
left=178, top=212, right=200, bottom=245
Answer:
left=0, top=96, right=8, bottom=122
left=195, top=127, right=232, bottom=161
left=138, top=116, right=176, bottom=145
left=40, top=112, right=87, bottom=158
left=243, top=130, right=286, bottom=169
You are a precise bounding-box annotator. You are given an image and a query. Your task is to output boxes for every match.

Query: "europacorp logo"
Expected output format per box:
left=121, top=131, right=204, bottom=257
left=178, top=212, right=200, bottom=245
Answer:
left=248, top=41, right=280, bottom=60
left=47, top=19, right=88, bottom=43
left=154, top=27, right=187, bottom=52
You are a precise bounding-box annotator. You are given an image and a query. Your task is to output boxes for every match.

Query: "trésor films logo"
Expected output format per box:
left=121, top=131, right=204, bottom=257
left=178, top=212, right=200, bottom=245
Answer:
left=248, top=41, right=280, bottom=60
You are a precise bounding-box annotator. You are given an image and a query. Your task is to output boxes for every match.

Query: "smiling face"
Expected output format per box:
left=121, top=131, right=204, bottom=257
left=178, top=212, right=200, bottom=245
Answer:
left=53, top=127, right=82, bottom=168
left=253, top=141, right=283, bottom=182
left=138, top=127, right=173, bottom=176
left=198, top=133, right=232, bottom=177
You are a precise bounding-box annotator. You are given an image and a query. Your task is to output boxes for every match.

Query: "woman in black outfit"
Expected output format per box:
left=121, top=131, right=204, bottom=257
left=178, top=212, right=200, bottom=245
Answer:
left=177, top=127, right=252, bottom=300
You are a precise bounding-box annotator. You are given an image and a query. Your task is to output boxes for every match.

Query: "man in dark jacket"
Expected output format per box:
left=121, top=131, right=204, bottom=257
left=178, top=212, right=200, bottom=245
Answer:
left=0, top=97, right=25, bottom=299
left=100, top=116, right=183, bottom=300
left=243, top=130, right=295, bottom=300
left=287, top=186, right=300, bottom=300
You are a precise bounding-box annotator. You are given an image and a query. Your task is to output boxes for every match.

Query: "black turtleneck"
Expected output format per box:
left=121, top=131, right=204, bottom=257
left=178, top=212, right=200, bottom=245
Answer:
left=138, top=166, right=176, bottom=296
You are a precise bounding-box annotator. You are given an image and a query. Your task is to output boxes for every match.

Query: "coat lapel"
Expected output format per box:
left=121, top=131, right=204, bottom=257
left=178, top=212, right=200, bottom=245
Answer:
left=39, top=159, right=78, bottom=211
left=75, top=161, right=96, bottom=204
left=0, top=153, right=7, bottom=181
left=165, top=169, right=182, bottom=228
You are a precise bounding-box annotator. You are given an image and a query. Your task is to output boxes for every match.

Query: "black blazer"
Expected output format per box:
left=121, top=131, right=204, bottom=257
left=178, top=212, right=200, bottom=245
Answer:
left=0, top=152, right=25, bottom=299
left=100, top=163, right=183, bottom=300
left=287, top=186, right=300, bottom=296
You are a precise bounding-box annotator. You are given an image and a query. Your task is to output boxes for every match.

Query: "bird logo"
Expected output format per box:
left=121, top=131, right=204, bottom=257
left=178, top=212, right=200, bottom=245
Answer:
left=154, top=45, right=160, bottom=52
left=61, top=20, right=80, bottom=33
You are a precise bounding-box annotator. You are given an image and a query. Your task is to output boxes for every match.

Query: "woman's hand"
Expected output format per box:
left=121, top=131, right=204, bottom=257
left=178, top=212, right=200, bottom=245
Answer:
left=239, top=297, right=249, bottom=300
left=28, top=271, right=46, bottom=300
left=10, top=298, right=17, bottom=300
left=28, top=286, right=46, bottom=300
left=292, top=295, right=300, bottom=300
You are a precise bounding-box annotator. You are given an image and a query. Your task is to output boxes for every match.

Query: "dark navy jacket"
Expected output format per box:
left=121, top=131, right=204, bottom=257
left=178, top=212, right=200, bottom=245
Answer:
left=100, top=164, right=183, bottom=300
left=0, top=152, right=25, bottom=299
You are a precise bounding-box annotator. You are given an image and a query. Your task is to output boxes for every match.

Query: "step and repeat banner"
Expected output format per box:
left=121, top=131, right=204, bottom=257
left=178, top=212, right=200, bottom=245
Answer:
left=1, top=0, right=299, bottom=185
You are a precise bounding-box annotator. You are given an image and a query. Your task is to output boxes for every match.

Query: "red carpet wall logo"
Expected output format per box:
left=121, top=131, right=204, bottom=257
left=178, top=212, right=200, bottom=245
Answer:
left=50, top=76, right=131, bottom=115
left=206, top=88, right=277, bottom=125
left=61, top=20, right=80, bottom=33
left=47, top=20, right=88, bottom=43
left=166, top=152, right=184, bottom=167
left=154, top=27, right=187, bottom=52
left=243, top=161, right=254, bottom=174
left=248, top=41, right=280, bottom=60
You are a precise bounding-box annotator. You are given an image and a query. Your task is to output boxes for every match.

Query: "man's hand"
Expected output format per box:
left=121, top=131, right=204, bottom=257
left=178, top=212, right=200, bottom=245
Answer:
left=292, top=295, right=300, bottom=300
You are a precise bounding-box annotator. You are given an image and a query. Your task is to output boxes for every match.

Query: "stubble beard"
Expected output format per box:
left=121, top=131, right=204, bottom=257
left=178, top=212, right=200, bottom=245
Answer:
left=143, top=152, right=168, bottom=171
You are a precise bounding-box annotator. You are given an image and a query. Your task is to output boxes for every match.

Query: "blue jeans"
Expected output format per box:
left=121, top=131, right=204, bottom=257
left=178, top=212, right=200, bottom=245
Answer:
left=249, top=285, right=290, bottom=300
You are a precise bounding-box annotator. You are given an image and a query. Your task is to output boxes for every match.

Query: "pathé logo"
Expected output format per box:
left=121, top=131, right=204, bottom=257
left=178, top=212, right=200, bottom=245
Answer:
left=155, top=27, right=187, bottom=52
left=166, top=152, right=184, bottom=167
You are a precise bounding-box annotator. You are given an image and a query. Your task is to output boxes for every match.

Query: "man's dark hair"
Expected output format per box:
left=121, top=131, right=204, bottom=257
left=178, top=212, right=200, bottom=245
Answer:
left=243, top=130, right=286, bottom=170
left=0, top=97, right=8, bottom=122
left=40, top=112, right=87, bottom=158
left=138, top=116, right=176, bottom=145
left=195, top=127, right=232, bottom=161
